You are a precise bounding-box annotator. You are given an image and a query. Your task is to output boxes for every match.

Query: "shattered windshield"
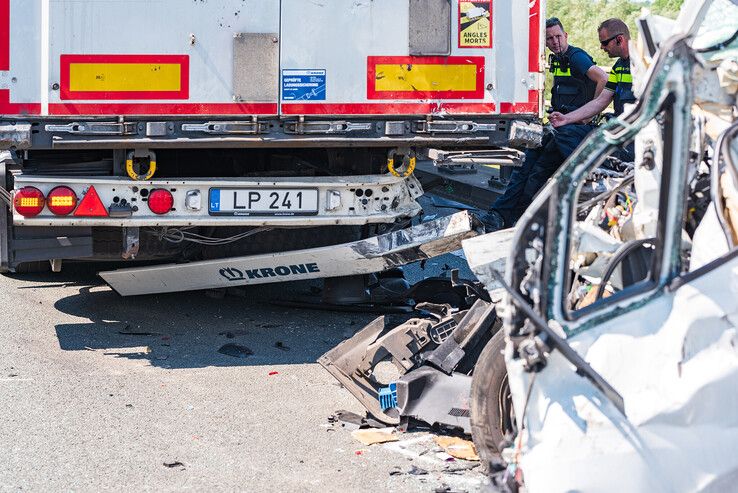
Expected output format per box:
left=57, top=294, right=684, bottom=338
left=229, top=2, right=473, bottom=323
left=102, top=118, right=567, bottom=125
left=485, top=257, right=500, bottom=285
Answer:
left=692, top=0, right=738, bottom=60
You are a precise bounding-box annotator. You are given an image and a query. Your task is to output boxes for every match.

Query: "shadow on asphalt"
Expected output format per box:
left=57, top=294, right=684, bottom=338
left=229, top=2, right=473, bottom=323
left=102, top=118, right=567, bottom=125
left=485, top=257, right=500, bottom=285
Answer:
left=43, top=264, right=376, bottom=369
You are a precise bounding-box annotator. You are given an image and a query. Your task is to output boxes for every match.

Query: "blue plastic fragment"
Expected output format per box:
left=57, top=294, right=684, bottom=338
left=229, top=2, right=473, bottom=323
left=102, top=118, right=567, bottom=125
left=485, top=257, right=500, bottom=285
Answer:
left=378, top=382, right=397, bottom=411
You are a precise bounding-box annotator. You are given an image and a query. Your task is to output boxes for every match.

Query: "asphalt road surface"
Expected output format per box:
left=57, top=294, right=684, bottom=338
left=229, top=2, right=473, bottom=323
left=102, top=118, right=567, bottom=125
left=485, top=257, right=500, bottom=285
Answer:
left=0, top=239, right=487, bottom=492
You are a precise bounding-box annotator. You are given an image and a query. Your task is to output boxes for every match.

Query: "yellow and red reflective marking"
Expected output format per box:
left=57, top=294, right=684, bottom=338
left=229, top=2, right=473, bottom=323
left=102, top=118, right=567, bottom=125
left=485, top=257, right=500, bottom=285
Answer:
left=60, top=54, right=189, bottom=100
left=367, top=56, right=485, bottom=100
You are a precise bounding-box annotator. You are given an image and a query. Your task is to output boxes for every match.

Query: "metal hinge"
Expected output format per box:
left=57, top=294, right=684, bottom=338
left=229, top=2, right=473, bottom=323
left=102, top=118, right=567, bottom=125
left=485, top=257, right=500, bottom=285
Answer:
left=181, top=121, right=268, bottom=135
left=284, top=121, right=373, bottom=135
left=412, top=120, right=498, bottom=134
left=44, top=122, right=138, bottom=136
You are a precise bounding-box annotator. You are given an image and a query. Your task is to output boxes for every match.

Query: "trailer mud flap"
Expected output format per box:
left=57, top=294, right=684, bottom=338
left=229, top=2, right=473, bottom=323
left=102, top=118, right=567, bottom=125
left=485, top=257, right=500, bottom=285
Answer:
left=100, top=211, right=480, bottom=296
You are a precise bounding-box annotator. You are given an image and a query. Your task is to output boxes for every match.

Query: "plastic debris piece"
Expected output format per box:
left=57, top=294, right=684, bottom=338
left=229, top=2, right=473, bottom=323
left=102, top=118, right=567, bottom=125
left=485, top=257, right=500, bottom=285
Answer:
left=274, top=341, right=291, bottom=351
left=433, top=436, right=480, bottom=461
left=268, top=371, right=279, bottom=376
left=351, top=427, right=399, bottom=446
left=217, top=343, right=254, bottom=358
left=378, top=382, right=398, bottom=411
left=163, top=461, right=185, bottom=469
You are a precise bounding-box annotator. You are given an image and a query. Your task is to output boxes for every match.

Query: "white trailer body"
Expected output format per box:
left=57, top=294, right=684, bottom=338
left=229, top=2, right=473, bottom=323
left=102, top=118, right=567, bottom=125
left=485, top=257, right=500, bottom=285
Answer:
left=1, top=0, right=542, bottom=118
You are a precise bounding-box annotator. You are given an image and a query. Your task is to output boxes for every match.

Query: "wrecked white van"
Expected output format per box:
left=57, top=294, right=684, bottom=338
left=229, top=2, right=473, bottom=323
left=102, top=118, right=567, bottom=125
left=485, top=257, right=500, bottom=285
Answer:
left=464, top=0, right=738, bottom=490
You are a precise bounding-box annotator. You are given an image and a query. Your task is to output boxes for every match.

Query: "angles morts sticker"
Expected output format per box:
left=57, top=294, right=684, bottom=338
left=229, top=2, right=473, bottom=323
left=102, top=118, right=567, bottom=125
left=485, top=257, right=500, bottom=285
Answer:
left=459, top=0, right=492, bottom=49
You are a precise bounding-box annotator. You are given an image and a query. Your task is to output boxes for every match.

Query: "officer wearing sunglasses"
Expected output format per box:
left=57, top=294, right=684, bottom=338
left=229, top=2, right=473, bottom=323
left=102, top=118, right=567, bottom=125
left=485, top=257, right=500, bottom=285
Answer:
left=550, top=18, right=637, bottom=160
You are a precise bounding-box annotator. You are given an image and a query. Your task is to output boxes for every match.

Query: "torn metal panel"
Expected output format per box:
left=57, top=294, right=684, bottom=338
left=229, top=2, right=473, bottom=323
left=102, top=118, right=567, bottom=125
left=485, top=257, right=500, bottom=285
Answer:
left=462, top=228, right=515, bottom=291
left=0, top=124, right=32, bottom=150
left=507, top=120, right=543, bottom=149
left=100, top=211, right=479, bottom=296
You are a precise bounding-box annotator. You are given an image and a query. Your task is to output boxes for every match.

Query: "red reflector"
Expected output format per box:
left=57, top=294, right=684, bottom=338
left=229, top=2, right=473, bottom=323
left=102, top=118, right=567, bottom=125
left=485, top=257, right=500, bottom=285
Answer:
left=13, top=187, right=45, bottom=217
left=47, top=186, right=78, bottom=216
left=73, top=186, right=108, bottom=217
left=148, top=189, right=173, bottom=215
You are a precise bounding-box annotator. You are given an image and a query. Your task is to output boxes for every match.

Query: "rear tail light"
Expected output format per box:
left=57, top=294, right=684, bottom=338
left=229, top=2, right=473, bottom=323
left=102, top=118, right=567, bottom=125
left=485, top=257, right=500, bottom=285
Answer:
left=13, top=187, right=45, bottom=217
left=148, top=189, right=173, bottom=215
left=46, top=186, right=78, bottom=215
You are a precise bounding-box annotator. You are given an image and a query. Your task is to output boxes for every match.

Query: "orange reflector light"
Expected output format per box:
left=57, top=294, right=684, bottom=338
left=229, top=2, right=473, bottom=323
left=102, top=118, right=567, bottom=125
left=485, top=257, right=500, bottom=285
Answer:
left=73, top=186, right=108, bottom=217
left=148, top=189, right=173, bottom=215
left=13, top=187, right=45, bottom=217
left=47, top=186, right=78, bottom=216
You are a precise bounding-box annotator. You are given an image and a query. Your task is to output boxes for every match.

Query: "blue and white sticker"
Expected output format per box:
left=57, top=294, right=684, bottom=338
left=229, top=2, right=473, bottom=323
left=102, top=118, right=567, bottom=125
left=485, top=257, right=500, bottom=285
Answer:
left=282, top=69, right=326, bottom=101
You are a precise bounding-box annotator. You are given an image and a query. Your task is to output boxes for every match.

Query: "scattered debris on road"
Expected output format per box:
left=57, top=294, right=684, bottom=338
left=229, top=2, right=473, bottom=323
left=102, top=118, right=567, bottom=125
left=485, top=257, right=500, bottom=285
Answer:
left=351, top=427, right=399, bottom=446
left=433, top=436, right=479, bottom=461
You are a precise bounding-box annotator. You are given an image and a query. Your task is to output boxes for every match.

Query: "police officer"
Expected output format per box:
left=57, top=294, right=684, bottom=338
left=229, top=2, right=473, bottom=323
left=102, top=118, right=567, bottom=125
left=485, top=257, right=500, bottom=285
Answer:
left=550, top=18, right=637, bottom=162
left=482, top=17, right=608, bottom=231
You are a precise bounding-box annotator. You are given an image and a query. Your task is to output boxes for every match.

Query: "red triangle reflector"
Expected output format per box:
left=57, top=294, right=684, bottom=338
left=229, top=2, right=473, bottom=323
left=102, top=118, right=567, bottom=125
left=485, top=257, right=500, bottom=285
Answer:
left=73, top=186, right=108, bottom=217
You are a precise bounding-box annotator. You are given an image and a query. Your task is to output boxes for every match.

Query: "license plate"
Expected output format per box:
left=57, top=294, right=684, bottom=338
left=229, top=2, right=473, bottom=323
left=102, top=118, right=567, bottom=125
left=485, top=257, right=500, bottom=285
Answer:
left=209, top=188, right=319, bottom=216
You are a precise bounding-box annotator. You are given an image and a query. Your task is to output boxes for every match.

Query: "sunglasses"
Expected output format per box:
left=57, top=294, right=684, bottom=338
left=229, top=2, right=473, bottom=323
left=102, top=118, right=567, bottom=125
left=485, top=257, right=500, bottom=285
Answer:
left=600, top=33, right=623, bottom=46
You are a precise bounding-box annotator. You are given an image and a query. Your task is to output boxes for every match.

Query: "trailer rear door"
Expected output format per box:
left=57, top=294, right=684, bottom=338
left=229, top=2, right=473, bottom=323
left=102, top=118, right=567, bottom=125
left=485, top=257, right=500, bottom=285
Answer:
left=0, top=0, right=542, bottom=118
left=279, top=0, right=543, bottom=116
left=1, top=0, right=282, bottom=117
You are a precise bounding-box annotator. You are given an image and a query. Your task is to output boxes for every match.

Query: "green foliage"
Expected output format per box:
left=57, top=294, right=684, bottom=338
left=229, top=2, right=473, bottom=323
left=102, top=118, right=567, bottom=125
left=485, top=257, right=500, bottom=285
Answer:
left=649, top=0, right=685, bottom=18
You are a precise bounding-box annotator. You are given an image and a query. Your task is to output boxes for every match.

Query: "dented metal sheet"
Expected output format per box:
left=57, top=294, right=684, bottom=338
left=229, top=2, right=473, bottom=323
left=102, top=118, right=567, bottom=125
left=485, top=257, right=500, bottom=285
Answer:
left=100, top=211, right=479, bottom=296
left=461, top=228, right=515, bottom=291
left=0, top=124, right=32, bottom=150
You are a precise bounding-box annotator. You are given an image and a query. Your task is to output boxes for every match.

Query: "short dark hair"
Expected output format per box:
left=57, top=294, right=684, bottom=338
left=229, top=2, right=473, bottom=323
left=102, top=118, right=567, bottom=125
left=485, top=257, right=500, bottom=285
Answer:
left=546, top=17, right=564, bottom=31
left=598, top=18, right=630, bottom=38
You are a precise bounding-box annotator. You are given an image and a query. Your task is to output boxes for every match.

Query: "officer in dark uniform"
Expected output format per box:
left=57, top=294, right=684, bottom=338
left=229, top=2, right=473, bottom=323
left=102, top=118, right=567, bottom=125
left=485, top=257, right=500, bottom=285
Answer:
left=550, top=18, right=637, bottom=162
left=482, top=17, right=608, bottom=231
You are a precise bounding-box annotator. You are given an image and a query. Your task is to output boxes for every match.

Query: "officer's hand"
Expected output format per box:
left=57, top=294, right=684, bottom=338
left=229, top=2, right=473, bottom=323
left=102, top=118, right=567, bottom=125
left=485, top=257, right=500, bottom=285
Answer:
left=549, top=112, right=568, bottom=128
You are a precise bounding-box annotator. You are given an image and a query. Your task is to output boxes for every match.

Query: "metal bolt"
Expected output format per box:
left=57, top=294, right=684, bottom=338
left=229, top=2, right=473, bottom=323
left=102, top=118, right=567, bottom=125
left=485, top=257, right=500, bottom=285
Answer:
left=272, top=37, right=279, bottom=43
left=486, top=83, right=494, bottom=90
left=51, top=82, right=60, bottom=91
